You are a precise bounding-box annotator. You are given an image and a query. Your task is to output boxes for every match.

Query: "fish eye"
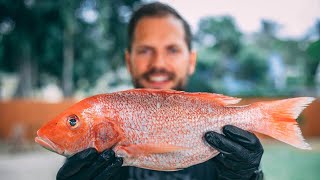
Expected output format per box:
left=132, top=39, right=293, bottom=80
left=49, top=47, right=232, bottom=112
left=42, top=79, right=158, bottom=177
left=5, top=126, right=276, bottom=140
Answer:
left=67, top=114, right=80, bottom=129
left=69, top=118, right=77, bottom=126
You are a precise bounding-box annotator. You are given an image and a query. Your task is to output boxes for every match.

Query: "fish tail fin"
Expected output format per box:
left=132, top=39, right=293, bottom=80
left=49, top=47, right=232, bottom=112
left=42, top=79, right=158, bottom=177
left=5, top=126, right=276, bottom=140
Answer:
left=253, top=97, right=315, bottom=150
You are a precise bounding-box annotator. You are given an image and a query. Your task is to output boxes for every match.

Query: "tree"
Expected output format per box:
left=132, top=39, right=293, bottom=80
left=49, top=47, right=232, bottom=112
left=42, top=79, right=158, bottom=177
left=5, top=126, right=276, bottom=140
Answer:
left=0, top=0, right=143, bottom=98
left=196, top=16, right=242, bottom=56
left=192, top=16, right=243, bottom=93
left=0, top=0, right=62, bottom=97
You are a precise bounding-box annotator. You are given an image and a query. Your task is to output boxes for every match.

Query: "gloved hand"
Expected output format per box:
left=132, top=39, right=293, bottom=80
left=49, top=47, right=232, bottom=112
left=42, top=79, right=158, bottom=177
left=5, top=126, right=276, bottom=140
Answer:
left=56, top=148, right=123, bottom=180
left=205, top=125, right=264, bottom=180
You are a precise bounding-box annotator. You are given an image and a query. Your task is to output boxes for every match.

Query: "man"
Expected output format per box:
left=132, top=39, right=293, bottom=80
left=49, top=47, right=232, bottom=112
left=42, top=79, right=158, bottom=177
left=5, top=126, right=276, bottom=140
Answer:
left=57, top=2, right=264, bottom=180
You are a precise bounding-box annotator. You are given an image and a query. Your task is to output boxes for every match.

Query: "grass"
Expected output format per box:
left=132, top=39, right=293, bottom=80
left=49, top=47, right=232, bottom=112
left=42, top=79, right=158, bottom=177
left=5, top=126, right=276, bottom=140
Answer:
left=261, top=139, right=320, bottom=180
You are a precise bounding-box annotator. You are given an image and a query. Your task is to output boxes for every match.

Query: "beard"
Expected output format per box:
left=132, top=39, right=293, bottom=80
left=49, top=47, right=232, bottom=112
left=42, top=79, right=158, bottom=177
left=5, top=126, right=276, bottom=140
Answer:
left=132, top=67, right=188, bottom=91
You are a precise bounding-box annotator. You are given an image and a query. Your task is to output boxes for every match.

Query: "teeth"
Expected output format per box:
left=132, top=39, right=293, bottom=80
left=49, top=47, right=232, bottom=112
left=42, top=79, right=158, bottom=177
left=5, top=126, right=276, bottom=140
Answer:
left=149, top=75, right=169, bottom=82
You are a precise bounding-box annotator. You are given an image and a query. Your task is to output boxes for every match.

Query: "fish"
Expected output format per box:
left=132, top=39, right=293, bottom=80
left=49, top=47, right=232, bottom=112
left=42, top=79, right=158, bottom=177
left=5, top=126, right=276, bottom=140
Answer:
left=35, top=88, right=315, bottom=171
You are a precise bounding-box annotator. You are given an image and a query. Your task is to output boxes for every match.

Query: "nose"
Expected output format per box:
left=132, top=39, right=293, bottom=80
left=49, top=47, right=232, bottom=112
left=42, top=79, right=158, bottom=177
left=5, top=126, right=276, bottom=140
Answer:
left=150, top=52, right=166, bottom=68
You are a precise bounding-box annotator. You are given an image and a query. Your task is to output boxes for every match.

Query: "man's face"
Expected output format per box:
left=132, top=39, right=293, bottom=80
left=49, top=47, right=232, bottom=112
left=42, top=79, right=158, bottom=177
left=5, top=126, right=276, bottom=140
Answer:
left=125, top=15, right=197, bottom=90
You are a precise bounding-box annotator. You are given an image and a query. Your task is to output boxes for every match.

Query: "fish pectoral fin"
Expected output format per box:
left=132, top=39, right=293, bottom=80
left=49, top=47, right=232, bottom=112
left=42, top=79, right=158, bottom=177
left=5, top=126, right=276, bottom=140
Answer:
left=93, top=122, right=122, bottom=152
left=117, top=144, right=188, bottom=157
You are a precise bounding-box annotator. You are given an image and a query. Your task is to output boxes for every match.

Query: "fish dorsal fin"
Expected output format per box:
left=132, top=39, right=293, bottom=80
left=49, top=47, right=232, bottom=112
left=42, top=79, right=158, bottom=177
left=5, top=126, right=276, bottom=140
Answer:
left=130, top=89, right=241, bottom=106
left=183, top=92, right=241, bottom=106
left=115, top=143, right=188, bottom=158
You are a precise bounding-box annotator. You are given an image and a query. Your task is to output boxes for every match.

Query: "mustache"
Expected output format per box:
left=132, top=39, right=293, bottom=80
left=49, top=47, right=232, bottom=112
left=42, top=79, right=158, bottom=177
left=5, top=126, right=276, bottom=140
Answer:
left=142, top=68, right=176, bottom=81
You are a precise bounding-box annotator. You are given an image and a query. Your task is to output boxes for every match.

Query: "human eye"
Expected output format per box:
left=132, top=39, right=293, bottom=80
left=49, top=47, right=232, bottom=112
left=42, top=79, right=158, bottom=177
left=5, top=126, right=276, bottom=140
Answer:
left=167, top=46, right=180, bottom=54
left=136, top=47, right=151, bottom=55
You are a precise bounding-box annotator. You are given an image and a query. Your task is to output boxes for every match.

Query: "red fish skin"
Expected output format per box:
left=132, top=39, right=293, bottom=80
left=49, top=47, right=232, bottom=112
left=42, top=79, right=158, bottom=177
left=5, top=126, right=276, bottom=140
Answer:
left=35, top=88, right=314, bottom=171
left=83, top=89, right=261, bottom=170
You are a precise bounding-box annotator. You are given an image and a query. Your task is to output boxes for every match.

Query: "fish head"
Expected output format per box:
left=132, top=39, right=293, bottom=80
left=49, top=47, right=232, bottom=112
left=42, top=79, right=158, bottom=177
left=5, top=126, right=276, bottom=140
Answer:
left=35, top=96, right=123, bottom=157
left=35, top=100, right=95, bottom=157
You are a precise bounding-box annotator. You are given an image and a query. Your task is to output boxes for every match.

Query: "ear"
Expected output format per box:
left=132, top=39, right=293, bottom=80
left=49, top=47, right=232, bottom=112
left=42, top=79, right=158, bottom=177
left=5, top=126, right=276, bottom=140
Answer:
left=188, top=50, right=197, bottom=75
left=125, top=49, right=133, bottom=75
left=93, top=122, right=122, bottom=152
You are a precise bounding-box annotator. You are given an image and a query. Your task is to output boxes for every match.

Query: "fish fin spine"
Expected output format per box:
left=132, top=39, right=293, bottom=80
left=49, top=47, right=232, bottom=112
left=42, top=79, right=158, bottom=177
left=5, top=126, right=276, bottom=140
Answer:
left=128, top=89, right=241, bottom=106
left=137, top=165, right=183, bottom=171
left=254, top=97, right=315, bottom=150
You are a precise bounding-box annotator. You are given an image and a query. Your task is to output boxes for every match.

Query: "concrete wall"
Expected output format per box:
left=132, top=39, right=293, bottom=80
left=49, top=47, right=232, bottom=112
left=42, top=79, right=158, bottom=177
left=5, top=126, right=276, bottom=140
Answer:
left=0, top=99, right=76, bottom=141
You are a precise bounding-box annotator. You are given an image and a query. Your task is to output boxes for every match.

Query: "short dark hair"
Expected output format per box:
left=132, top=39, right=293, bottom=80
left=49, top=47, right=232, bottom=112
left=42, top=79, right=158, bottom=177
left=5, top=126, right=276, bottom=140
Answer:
left=127, top=2, right=192, bottom=52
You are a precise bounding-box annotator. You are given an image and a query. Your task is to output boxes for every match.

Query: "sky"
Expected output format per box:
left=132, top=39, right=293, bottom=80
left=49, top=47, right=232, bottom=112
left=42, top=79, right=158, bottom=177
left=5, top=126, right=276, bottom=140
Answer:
left=158, top=0, right=320, bottom=38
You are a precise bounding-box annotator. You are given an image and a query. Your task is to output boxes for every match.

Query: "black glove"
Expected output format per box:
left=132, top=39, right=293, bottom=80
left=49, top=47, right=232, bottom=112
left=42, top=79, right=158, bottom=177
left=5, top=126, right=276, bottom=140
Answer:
left=56, top=148, right=123, bottom=180
left=205, top=125, right=264, bottom=180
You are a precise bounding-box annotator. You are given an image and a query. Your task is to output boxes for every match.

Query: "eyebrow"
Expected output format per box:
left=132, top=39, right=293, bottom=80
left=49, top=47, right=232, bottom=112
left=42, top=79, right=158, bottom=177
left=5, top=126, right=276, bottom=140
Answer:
left=166, top=44, right=180, bottom=49
left=135, top=45, right=154, bottom=49
left=134, top=42, right=184, bottom=51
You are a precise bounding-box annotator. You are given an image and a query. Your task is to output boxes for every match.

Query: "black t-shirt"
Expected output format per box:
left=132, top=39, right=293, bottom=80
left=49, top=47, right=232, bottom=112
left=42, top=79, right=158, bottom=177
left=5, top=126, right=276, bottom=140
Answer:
left=112, top=159, right=217, bottom=180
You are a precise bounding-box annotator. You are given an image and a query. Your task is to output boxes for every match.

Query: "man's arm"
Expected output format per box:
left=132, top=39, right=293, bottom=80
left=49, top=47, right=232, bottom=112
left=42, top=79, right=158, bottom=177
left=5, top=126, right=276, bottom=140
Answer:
left=56, top=148, right=123, bottom=180
left=205, top=125, right=264, bottom=180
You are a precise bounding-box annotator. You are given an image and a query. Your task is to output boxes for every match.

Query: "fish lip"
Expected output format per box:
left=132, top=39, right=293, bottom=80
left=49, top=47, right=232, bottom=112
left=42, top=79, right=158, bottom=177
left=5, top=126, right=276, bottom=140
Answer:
left=35, top=136, right=64, bottom=155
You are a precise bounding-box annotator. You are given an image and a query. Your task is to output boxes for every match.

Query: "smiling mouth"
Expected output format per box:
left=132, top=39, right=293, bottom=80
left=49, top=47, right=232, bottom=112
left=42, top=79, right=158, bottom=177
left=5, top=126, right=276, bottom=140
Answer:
left=148, top=75, right=170, bottom=82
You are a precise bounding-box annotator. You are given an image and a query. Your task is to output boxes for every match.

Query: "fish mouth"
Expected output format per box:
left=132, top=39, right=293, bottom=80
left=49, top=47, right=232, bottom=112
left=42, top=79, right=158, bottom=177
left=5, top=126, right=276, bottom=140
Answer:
left=35, top=135, right=64, bottom=155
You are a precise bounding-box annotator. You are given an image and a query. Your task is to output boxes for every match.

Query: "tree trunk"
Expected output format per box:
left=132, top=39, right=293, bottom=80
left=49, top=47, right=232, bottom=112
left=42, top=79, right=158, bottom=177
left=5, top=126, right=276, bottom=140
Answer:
left=314, top=21, right=320, bottom=96
left=62, top=23, right=74, bottom=97
left=14, top=41, right=33, bottom=98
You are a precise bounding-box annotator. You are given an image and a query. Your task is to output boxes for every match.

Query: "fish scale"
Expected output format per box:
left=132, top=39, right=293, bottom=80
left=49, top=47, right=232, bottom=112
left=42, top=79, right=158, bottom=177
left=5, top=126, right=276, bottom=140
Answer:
left=35, top=88, right=314, bottom=171
left=107, top=91, right=249, bottom=169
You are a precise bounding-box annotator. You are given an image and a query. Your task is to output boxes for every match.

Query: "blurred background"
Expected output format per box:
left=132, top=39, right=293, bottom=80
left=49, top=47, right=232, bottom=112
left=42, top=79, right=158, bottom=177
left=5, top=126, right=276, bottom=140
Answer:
left=0, top=0, right=319, bottom=179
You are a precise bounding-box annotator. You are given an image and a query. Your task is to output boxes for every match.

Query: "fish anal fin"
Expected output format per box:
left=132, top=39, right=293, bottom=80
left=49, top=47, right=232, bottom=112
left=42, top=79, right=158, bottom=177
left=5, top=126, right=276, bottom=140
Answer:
left=138, top=165, right=184, bottom=172
left=115, top=144, right=187, bottom=158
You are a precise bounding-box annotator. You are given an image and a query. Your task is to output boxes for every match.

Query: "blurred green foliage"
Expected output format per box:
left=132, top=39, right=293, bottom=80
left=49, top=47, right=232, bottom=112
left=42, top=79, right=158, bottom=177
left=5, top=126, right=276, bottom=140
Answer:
left=306, top=40, right=320, bottom=86
left=0, top=0, right=143, bottom=97
left=192, top=16, right=320, bottom=96
left=0, top=0, right=319, bottom=98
